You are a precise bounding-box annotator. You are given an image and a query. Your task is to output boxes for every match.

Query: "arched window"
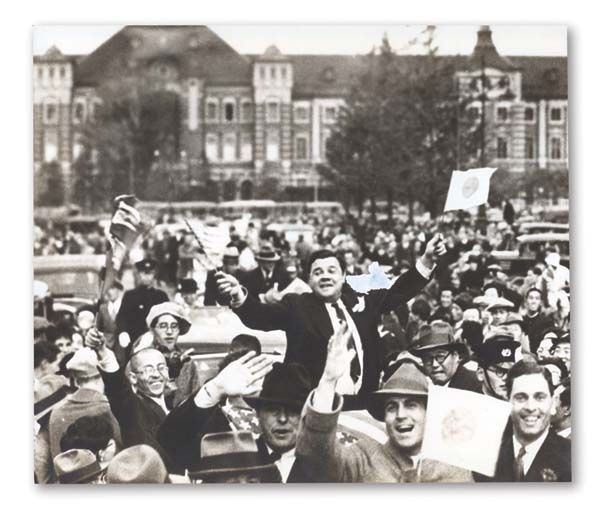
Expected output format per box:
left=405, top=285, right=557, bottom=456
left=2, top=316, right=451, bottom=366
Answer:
left=266, top=131, right=279, bottom=161
left=205, top=133, right=219, bottom=162
left=223, top=133, right=237, bottom=162
left=241, top=133, right=253, bottom=161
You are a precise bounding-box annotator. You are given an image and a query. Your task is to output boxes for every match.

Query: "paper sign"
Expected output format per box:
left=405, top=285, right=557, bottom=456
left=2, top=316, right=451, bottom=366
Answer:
left=444, top=168, right=497, bottom=211
left=421, top=385, right=511, bottom=476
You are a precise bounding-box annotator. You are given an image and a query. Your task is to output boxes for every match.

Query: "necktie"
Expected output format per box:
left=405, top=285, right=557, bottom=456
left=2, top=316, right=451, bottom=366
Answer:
left=513, top=444, right=527, bottom=481
left=331, top=302, right=361, bottom=382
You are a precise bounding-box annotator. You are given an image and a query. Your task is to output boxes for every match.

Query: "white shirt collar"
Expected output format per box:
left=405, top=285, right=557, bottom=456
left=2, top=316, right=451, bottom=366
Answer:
left=512, top=428, right=550, bottom=475
left=266, top=446, right=296, bottom=483
left=149, top=395, right=169, bottom=414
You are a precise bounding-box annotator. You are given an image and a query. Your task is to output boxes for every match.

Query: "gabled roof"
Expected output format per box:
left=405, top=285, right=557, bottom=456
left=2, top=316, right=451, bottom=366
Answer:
left=510, top=56, right=568, bottom=100
left=75, top=25, right=252, bottom=86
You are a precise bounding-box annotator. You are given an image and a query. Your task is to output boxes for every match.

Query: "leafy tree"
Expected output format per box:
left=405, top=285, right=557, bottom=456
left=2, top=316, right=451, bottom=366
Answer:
left=38, top=161, right=65, bottom=207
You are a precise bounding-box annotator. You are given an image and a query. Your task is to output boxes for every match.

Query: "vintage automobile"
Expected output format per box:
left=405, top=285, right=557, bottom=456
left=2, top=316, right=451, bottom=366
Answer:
left=516, top=222, right=569, bottom=236
left=265, top=222, right=316, bottom=246
left=33, top=254, right=105, bottom=322
left=491, top=232, right=570, bottom=275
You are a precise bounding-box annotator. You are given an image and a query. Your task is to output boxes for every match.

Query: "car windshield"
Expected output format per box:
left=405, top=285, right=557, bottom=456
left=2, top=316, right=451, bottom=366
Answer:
left=34, top=270, right=99, bottom=298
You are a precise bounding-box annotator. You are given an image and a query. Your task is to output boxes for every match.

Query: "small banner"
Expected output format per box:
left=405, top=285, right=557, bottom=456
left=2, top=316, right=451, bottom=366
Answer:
left=444, top=167, right=497, bottom=212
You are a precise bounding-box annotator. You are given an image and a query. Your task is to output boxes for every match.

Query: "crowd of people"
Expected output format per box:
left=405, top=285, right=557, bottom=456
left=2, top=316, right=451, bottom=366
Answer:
left=33, top=203, right=571, bottom=484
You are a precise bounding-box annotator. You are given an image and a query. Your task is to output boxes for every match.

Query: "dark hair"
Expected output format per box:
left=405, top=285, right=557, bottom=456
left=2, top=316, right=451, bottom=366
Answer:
left=439, top=286, right=455, bottom=297
left=411, top=299, right=431, bottom=322
left=306, top=249, right=345, bottom=274
left=559, top=383, right=571, bottom=408
left=229, top=334, right=262, bottom=356
left=525, top=287, right=543, bottom=299
left=507, top=360, right=554, bottom=397
left=34, top=341, right=60, bottom=369
left=60, top=415, right=115, bottom=455
left=539, top=357, right=568, bottom=384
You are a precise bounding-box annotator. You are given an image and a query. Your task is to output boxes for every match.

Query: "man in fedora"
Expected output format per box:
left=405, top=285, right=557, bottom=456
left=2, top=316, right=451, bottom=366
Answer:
left=474, top=328, right=521, bottom=400
left=105, top=444, right=184, bottom=484
left=159, top=356, right=315, bottom=482
left=239, top=242, right=289, bottom=302
left=53, top=448, right=106, bottom=484
left=410, top=320, right=481, bottom=393
left=174, top=278, right=203, bottom=314
left=295, top=322, right=472, bottom=483
left=217, top=235, right=446, bottom=408
left=116, top=258, right=169, bottom=357
left=190, top=432, right=279, bottom=483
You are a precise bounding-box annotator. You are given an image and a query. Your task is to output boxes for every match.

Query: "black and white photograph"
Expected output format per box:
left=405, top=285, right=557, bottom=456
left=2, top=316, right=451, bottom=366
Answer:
left=31, top=22, right=572, bottom=485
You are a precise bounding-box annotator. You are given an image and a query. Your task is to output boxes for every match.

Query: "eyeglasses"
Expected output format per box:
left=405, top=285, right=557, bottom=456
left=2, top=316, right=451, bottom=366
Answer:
left=421, top=351, right=452, bottom=366
left=156, top=323, right=180, bottom=332
left=485, top=366, right=510, bottom=379
left=134, top=363, right=169, bottom=378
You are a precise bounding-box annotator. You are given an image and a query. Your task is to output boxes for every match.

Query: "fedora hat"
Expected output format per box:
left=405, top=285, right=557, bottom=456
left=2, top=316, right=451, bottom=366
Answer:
left=53, top=449, right=104, bottom=484
left=146, top=301, right=191, bottom=335
left=486, top=297, right=515, bottom=312
left=223, top=246, right=240, bottom=261
left=255, top=243, right=280, bottom=262
left=189, top=431, right=277, bottom=480
left=134, top=258, right=157, bottom=272
left=177, top=278, right=199, bottom=295
left=368, top=360, right=429, bottom=421
left=66, top=347, right=100, bottom=379
left=410, top=321, right=467, bottom=356
left=34, top=374, right=71, bottom=421
left=106, top=445, right=169, bottom=484
left=244, top=362, right=311, bottom=412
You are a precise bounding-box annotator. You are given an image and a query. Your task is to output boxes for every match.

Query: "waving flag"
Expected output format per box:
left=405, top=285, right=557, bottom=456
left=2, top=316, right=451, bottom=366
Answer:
left=346, top=262, right=394, bottom=294
left=444, top=168, right=497, bottom=212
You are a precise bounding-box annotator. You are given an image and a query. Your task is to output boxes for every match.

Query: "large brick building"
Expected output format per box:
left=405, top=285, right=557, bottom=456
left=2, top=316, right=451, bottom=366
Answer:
left=33, top=25, right=567, bottom=203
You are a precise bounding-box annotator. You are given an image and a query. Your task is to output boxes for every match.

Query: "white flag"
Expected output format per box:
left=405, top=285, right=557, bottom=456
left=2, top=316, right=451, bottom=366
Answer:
left=444, top=167, right=497, bottom=212
left=421, top=385, right=511, bottom=476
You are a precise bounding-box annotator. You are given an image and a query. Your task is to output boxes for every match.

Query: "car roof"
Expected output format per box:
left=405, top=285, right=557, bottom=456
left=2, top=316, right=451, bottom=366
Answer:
left=516, top=233, right=570, bottom=243
left=33, top=254, right=105, bottom=271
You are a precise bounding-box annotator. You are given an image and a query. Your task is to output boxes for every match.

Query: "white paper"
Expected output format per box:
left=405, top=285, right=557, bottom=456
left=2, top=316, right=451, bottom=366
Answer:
left=444, top=167, right=497, bottom=212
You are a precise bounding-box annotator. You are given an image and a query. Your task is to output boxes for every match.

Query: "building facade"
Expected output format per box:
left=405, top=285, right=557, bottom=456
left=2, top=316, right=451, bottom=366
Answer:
left=33, top=25, right=567, bottom=203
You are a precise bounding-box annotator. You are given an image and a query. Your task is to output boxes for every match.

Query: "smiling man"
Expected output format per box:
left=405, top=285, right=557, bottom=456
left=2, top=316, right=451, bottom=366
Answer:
left=490, top=360, right=571, bottom=482
left=295, top=322, right=472, bottom=483
left=217, top=235, right=446, bottom=409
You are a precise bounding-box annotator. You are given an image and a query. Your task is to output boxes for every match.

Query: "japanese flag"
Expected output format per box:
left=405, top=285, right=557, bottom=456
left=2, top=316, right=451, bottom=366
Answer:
left=444, top=168, right=497, bottom=212
left=421, top=385, right=511, bottom=476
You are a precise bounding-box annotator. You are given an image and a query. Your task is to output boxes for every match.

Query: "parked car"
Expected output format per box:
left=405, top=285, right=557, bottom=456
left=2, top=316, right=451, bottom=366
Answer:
left=491, top=233, right=570, bottom=275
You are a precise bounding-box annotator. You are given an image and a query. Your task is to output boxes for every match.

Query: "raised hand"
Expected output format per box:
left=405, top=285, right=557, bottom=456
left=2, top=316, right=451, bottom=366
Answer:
left=321, top=321, right=356, bottom=385
left=210, top=351, right=274, bottom=399
left=420, top=233, right=447, bottom=269
left=215, top=271, right=244, bottom=301
left=85, top=328, right=108, bottom=358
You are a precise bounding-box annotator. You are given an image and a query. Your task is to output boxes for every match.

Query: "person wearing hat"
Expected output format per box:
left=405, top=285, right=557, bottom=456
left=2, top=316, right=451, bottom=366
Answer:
left=84, top=327, right=173, bottom=466
left=115, top=258, right=169, bottom=359
left=217, top=235, right=446, bottom=409
left=96, top=279, right=127, bottom=367
left=34, top=374, right=71, bottom=483
left=59, top=415, right=118, bottom=469
left=133, top=302, right=198, bottom=407
left=460, top=253, right=484, bottom=293
left=174, top=278, right=203, bottom=313
left=159, top=357, right=316, bottom=483
left=410, top=321, right=481, bottom=393
left=106, top=444, right=179, bottom=484
left=474, top=328, right=521, bottom=400
left=486, top=297, right=515, bottom=328
left=239, top=242, right=289, bottom=302
left=501, top=312, right=531, bottom=354
left=536, top=329, right=559, bottom=360
left=204, top=246, right=244, bottom=306
left=295, top=323, right=472, bottom=483
left=53, top=448, right=106, bottom=484
left=190, top=432, right=279, bottom=483
left=48, top=347, right=122, bottom=460
left=34, top=341, right=61, bottom=385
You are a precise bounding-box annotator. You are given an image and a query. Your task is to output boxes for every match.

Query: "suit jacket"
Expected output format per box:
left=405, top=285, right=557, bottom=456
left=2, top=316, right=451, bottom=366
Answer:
left=490, top=430, right=571, bottom=482
left=449, top=365, right=483, bottom=394
left=233, top=268, right=428, bottom=403
left=96, top=303, right=127, bottom=367
left=204, top=269, right=245, bottom=306
left=158, top=397, right=313, bottom=482
left=115, top=285, right=169, bottom=345
left=100, top=367, right=171, bottom=464
left=238, top=265, right=290, bottom=300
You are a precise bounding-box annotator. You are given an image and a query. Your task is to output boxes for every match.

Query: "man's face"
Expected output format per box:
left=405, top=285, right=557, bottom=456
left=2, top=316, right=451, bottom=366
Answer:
left=536, top=338, right=554, bottom=359
left=130, top=349, right=168, bottom=398
left=223, top=260, right=239, bottom=275
left=491, top=308, right=509, bottom=326
left=259, top=261, right=276, bottom=275
left=440, top=291, right=453, bottom=309
left=138, top=270, right=155, bottom=287
left=257, top=404, right=301, bottom=454
left=343, top=252, right=355, bottom=267
left=477, top=362, right=513, bottom=400
left=107, top=287, right=122, bottom=302
left=308, top=256, right=344, bottom=302
left=421, top=349, right=460, bottom=385
left=552, top=343, right=571, bottom=371
left=182, top=292, right=197, bottom=306
left=509, top=373, right=555, bottom=444
left=526, top=291, right=542, bottom=314
left=384, top=396, right=427, bottom=456
left=450, top=304, right=463, bottom=323
left=152, top=314, right=180, bottom=351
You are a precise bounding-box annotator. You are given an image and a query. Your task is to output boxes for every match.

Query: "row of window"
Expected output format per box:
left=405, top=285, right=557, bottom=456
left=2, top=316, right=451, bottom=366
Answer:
left=257, top=65, right=288, bottom=82
left=203, top=133, right=314, bottom=162
left=496, top=136, right=565, bottom=160
left=35, top=65, right=68, bottom=82
left=467, top=105, right=565, bottom=124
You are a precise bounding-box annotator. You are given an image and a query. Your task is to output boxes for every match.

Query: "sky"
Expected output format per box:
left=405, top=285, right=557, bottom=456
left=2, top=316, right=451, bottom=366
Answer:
left=32, top=24, right=567, bottom=57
